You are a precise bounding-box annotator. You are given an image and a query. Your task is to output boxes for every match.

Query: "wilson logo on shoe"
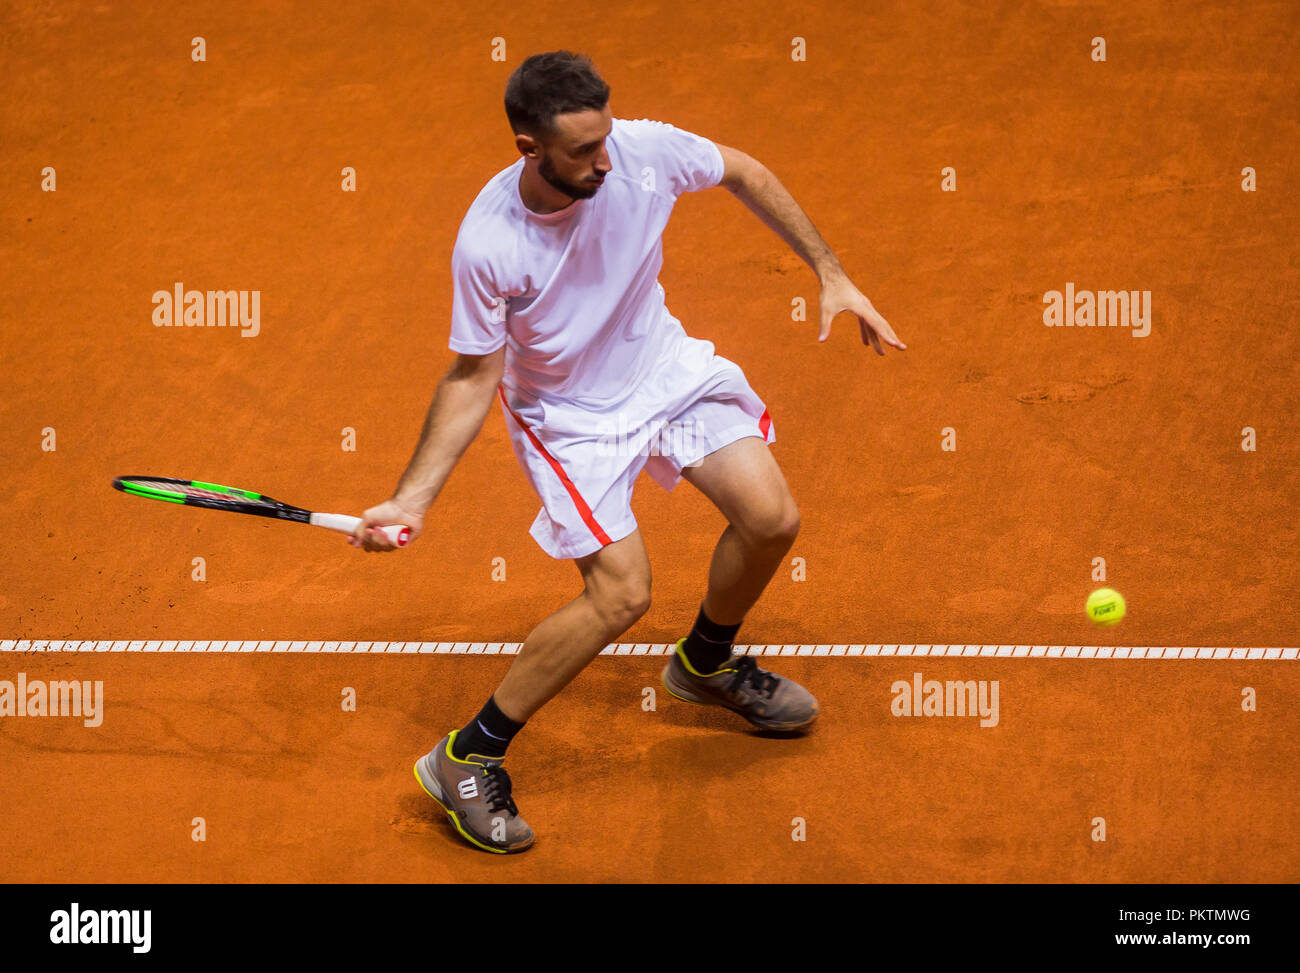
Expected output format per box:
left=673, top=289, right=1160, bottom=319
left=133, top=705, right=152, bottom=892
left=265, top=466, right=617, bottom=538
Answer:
left=457, top=777, right=479, bottom=800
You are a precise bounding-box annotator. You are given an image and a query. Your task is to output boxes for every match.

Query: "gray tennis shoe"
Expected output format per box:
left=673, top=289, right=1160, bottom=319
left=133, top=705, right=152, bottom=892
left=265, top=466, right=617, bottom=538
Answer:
left=413, top=731, right=535, bottom=854
left=661, top=638, right=819, bottom=731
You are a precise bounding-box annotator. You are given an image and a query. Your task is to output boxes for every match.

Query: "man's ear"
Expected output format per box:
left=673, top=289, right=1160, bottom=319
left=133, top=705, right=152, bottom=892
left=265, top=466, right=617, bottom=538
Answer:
left=515, top=132, right=541, bottom=159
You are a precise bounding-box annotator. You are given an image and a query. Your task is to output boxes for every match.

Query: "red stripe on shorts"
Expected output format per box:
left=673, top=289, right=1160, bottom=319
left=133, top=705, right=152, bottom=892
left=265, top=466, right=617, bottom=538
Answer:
left=759, top=408, right=772, bottom=439
left=498, top=387, right=613, bottom=547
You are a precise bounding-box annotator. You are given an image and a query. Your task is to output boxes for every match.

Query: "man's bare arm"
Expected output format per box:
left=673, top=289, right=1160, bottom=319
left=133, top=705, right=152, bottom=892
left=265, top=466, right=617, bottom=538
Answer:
left=715, top=143, right=905, bottom=352
left=393, top=348, right=505, bottom=509
left=350, top=347, right=505, bottom=551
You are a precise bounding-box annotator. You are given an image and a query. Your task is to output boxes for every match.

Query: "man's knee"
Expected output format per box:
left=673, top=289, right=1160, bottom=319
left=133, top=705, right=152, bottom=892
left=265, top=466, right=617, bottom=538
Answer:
left=577, top=531, right=653, bottom=633
left=745, top=496, right=801, bottom=550
left=589, top=575, right=652, bottom=632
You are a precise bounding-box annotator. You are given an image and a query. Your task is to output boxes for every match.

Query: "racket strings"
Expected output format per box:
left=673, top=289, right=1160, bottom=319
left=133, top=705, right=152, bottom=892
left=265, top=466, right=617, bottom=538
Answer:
left=123, top=479, right=271, bottom=506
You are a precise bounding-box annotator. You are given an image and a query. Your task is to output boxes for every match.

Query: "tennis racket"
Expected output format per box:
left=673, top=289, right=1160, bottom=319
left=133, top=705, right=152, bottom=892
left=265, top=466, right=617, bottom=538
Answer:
left=112, top=476, right=410, bottom=547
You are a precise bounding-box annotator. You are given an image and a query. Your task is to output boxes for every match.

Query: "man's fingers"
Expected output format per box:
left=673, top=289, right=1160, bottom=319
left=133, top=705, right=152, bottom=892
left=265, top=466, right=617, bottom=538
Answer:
left=353, top=506, right=385, bottom=541
left=856, top=313, right=883, bottom=355
left=818, top=308, right=835, bottom=342
left=871, top=312, right=906, bottom=349
left=364, top=526, right=396, bottom=552
left=350, top=518, right=396, bottom=552
left=856, top=307, right=906, bottom=354
left=864, top=322, right=884, bottom=355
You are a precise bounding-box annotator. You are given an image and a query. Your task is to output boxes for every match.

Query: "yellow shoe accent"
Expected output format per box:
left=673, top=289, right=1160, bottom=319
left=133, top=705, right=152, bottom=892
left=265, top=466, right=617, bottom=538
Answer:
left=660, top=669, right=697, bottom=704
left=673, top=636, right=735, bottom=678
left=443, top=728, right=493, bottom=766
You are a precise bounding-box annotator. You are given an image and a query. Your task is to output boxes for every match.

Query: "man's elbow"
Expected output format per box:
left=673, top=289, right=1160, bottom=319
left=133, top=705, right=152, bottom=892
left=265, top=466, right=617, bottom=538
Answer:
left=717, top=144, right=766, bottom=193
left=445, top=348, right=505, bottom=389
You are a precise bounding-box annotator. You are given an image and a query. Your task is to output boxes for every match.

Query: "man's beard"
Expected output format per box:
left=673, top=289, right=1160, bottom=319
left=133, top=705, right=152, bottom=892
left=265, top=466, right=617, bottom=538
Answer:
left=539, top=156, right=601, bottom=200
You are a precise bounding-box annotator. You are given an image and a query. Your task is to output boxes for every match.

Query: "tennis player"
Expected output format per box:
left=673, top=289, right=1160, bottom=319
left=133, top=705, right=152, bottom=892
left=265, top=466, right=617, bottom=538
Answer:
left=352, top=51, right=904, bottom=853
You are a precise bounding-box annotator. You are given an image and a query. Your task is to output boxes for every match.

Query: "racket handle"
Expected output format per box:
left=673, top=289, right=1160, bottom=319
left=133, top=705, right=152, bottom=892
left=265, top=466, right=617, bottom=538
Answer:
left=311, top=512, right=411, bottom=547
left=376, top=524, right=411, bottom=547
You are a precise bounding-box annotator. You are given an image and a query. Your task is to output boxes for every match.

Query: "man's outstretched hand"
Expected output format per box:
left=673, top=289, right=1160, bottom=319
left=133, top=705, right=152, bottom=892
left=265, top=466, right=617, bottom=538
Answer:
left=818, top=274, right=906, bottom=355
left=349, top=497, right=426, bottom=552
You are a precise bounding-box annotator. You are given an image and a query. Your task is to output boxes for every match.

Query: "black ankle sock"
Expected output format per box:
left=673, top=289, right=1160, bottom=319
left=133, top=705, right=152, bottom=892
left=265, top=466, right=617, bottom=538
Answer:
left=681, top=604, right=742, bottom=674
left=452, top=695, right=525, bottom=760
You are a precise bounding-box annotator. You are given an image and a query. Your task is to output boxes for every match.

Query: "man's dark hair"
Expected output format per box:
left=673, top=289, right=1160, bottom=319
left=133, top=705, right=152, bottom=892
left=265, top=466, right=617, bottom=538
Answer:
left=505, top=51, right=610, bottom=138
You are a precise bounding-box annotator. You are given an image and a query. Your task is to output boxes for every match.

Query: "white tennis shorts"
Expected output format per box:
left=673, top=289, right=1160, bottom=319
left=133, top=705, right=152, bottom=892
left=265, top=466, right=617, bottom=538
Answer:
left=498, top=333, right=775, bottom=559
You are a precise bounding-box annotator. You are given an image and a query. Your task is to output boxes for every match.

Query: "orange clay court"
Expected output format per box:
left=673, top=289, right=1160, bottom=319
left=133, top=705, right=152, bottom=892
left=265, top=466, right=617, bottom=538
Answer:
left=1, top=0, right=1297, bottom=881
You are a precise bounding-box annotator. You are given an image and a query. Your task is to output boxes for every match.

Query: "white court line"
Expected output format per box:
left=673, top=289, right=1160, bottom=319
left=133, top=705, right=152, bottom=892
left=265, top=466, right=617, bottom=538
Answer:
left=0, top=641, right=1295, bottom=659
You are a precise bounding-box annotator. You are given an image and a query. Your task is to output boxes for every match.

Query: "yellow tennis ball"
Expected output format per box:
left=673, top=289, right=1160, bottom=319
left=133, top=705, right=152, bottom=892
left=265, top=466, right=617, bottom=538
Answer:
left=1086, top=588, right=1126, bottom=626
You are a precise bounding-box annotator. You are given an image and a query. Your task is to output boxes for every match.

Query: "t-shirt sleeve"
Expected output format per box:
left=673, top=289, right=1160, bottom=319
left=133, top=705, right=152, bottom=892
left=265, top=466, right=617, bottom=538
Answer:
left=447, top=237, right=507, bottom=354
left=619, top=118, right=726, bottom=197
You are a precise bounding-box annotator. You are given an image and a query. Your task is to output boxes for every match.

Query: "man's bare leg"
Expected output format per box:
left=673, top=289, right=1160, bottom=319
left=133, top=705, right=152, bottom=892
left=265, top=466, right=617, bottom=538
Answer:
left=681, top=436, right=800, bottom=626
left=420, top=530, right=651, bottom=854
left=663, top=435, right=818, bottom=730
left=493, top=529, right=652, bottom=722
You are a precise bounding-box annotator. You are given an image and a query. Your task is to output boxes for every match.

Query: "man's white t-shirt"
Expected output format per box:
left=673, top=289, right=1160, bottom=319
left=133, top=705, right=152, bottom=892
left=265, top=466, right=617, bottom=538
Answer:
left=448, top=117, right=726, bottom=409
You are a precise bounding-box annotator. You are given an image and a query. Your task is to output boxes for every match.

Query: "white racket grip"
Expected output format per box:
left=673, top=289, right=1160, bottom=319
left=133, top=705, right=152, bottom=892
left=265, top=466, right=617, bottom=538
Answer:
left=311, top=512, right=411, bottom=547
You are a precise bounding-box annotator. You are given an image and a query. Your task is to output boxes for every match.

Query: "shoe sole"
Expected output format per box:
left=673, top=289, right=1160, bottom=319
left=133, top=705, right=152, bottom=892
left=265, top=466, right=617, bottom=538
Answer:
left=661, top=667, right=818, bottom=732
left=413, top=755, right=532, bottom=855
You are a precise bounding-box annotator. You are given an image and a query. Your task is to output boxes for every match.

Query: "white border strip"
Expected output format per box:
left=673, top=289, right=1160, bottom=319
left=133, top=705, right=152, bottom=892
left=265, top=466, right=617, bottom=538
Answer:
left=0, top=641, right=1295, bottom=659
